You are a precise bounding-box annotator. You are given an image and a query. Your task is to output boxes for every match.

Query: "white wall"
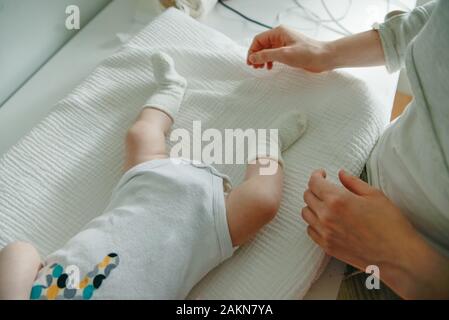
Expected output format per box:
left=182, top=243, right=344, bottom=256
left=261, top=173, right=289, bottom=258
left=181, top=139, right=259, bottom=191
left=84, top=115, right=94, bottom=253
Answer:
left=0, top=0, right=111, bottom=106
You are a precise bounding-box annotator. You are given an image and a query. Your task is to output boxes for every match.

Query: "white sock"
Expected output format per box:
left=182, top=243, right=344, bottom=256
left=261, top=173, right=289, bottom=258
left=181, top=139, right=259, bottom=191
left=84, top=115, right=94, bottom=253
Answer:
left=248, top=111, right=308, bottom=168
left=143, top=52, right=187, bottom=121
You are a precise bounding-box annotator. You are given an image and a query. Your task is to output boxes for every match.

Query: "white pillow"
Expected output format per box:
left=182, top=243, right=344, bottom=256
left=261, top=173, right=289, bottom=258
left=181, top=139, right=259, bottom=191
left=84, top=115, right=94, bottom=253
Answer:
left=0, top=8, right=387, bottom=299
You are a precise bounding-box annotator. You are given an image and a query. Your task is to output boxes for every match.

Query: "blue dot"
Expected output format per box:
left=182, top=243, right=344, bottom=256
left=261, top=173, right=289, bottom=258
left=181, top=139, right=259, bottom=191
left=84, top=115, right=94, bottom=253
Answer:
left=30, top=285, right=43, bottom=300
left=52, top=265, right=63, bottom=278
left=83, top=285, right=94, bottom=300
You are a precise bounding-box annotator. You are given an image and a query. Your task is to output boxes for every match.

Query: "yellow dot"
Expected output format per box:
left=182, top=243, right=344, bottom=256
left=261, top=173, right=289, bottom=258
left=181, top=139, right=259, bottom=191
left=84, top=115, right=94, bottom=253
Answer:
left=46, top=285, right=60, bottom=300
left=79, top=277, right=89, bottom=289
left=99, top=256, right=111, bottom=268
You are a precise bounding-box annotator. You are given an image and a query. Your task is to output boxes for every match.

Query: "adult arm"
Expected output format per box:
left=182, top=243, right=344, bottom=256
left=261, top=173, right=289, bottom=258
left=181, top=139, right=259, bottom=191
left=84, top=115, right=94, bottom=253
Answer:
left=247, top=1, right=436, bottom=73
left=302, top=169, right=449, bottom=299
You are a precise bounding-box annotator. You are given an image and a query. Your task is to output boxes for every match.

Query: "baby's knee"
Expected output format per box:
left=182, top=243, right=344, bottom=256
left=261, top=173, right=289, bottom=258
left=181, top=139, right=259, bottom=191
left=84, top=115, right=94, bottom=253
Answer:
left=2, top=241, right=40, bottom=260
left=126, top=120, right=163, bottom=145
left=126, top=121, right=148, bottom=145
left=253, top=189, right=282, bottom=222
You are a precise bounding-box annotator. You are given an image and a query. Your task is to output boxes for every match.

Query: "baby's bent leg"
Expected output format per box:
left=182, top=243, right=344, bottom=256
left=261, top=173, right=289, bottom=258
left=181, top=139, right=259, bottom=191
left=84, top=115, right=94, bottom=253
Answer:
left=124, top=109, right=172, bottom=171
left=0, top=241, right=42, bottom=300
left=124, top=53, right=186, bottom=171
left=225, top=110, right=307, bottom=247
left=226, top=160, right=283, bottom=247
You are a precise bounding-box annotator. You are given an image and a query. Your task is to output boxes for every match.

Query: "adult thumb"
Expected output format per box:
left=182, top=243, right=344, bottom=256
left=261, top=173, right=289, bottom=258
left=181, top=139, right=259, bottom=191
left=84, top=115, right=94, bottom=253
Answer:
left=339, top=169, right=372, bottom=196
left=249, top=48, right=284, bottom=64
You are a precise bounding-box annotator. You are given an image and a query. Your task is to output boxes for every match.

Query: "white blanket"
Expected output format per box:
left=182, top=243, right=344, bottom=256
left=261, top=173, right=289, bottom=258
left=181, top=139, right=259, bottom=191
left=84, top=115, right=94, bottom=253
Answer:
left=0, top=8, right=388, bottom=299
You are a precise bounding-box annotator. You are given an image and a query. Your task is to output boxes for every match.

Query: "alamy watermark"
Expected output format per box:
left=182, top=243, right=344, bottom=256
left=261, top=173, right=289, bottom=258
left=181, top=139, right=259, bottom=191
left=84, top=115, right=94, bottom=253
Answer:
left=365, top=265, right=380, bottom=290
left=65, top=5, right=80, bottom=30
left=169, top=121, right=280, bottom=175
left=64, top=265, right=81, bottom=289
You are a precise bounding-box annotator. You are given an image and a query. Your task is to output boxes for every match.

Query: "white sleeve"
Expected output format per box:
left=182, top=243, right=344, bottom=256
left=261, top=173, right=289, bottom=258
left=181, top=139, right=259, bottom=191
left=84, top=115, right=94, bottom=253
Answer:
left=378, top=1, right=436, bottom=72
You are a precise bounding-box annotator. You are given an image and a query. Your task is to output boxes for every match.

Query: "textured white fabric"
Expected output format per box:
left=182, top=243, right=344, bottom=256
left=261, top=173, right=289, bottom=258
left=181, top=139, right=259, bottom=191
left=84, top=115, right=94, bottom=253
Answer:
left=0, top=8, right=388, bottom=299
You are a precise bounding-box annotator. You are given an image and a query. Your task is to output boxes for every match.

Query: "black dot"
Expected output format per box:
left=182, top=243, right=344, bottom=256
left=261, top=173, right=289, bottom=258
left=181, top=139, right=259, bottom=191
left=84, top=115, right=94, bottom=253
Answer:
left=108, top=253, right=118, bottom=258
left=57, top=274, right=68, bottom=289
left=93, top=275, right=106, bottom=289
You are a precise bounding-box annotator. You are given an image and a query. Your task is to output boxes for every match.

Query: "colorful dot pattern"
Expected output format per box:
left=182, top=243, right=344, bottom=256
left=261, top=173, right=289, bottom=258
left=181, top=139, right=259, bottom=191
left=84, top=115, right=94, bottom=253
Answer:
left=30, top=253, right=119, bottom=300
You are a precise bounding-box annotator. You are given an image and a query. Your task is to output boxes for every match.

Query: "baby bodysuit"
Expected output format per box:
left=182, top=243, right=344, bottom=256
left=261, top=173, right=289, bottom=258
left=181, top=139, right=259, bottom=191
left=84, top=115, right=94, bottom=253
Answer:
left=30, top=158, right=233, bottom=299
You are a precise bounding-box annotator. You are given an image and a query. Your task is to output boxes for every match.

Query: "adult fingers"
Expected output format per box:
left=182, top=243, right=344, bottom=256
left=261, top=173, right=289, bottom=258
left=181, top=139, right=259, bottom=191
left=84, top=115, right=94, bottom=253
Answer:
left=301, top=206, right=323, bottom=233
left=247, top=29, right=275, bottom=54
left=308, top=169, right=340, bottom=201
left=247, top=29, right=274, bottom=66
left=248, top=48, right=285, bottom=65
left=306, top=226, right=324, bottom=247
left=338, top=169, right=373, bottom=196
left=303, top=188, right=325, bottom=213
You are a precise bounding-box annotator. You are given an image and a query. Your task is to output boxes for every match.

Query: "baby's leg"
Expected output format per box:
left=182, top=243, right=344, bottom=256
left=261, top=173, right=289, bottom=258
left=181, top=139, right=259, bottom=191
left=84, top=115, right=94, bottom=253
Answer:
left=124, top=109, right=172, bottom=171
left=124, top=52, right=187, bottom=171
left=0, top=242, right=42, bottom=300
left=226, top=111, right=307, bottom=246
left=226, top=160, right=284, bottom=246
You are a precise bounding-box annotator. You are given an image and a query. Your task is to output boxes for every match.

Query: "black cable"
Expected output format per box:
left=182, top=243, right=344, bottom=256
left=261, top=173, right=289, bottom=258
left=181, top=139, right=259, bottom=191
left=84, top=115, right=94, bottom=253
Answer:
left=217, top=0, right=273, bottom=29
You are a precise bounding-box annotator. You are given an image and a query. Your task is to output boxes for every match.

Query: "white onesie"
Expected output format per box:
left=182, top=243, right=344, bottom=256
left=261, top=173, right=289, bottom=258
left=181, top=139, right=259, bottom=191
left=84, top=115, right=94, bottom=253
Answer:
left=30, top=158, right=234, bottom=299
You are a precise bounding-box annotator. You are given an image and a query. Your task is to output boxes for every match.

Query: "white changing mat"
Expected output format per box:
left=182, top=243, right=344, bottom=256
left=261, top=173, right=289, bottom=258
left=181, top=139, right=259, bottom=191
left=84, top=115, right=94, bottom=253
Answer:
left=0, top=8, right=387, bottom=299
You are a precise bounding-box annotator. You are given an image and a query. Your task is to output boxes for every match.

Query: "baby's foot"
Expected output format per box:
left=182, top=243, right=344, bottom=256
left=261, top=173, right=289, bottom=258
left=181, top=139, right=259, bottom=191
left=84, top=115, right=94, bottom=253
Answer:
left=143, top=52, right=187, bottom=121
left=248, top=110, right=307, bottom=168
left=271, top=111, right=307, bottom=152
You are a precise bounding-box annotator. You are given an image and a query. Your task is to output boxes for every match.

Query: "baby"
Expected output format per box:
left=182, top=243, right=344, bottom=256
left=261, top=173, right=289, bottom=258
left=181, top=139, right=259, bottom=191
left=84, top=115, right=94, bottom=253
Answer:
left=0, top=53, right=307, bottom=300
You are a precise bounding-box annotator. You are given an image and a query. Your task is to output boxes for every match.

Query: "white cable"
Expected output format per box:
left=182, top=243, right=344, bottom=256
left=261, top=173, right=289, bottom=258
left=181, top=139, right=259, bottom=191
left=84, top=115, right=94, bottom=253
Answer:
left=287, top=0, right=353, bottom=36
left=321, top=0, right=353, bottom=35
left=284, top=0, right=413, bottom=37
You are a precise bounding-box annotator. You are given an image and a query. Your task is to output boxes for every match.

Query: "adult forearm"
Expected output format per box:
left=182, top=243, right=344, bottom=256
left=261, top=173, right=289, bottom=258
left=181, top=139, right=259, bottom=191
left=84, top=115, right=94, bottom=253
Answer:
left=324, top=30, right=386, bottom=70
left=381, top=235, right=449, bottom=299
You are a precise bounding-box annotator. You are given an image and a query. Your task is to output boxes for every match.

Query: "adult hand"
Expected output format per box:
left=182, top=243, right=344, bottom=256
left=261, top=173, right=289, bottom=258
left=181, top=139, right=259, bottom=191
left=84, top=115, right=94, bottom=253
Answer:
left=302, top=169, right=419, bottom=270
left=247, top=26, right=387, bottom=72
left=301, top=169, right=449, bottom=299
left=247, top=25, right=332, bottom=72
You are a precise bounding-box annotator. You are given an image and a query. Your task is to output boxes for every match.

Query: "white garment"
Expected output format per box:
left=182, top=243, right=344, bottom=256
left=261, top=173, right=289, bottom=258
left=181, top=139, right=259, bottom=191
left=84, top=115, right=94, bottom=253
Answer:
left=32, top=158, right=233, bottom=299
left=143, top=52, right=187, bottom=122
left=369, top=0, right=449, bottom=256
